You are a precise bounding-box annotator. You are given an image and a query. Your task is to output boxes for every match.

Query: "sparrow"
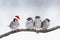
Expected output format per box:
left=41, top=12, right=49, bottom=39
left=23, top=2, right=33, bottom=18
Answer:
left=34, top=16, right=42, bottom=30
left=41, top=18, right=50, bottom=30
left=26, top=17, right=34, bottom=29
left=9, top=15, right=20, bottom=30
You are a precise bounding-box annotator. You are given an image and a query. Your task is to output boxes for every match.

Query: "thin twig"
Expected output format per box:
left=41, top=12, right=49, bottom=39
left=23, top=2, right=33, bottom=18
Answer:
left=0, top=26, right=60, bottom=38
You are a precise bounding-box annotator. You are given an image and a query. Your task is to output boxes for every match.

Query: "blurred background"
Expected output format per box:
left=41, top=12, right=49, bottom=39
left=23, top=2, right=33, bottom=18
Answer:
left=0, top=0, right=60, bottom=40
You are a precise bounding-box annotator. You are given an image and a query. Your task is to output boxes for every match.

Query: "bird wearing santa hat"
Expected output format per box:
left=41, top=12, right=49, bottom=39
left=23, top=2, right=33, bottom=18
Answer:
left=34, top=16, right=42, bottom=30
left=41, top=18, right=50, bottom=30
left=9, top=15, right=20, bottom=30
left=26, top=17, right=34, bottom=30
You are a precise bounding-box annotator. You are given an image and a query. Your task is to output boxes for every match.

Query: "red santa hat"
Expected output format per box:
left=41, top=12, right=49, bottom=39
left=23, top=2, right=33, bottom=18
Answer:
left=15, top=15, right=20, bottom=19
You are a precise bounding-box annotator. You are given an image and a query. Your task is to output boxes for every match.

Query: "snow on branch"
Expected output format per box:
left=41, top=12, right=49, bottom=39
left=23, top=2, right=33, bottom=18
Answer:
left=0, top=26, right=60, bottom=38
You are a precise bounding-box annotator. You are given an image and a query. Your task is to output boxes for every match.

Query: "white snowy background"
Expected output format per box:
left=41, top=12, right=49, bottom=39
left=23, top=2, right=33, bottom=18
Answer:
left=0, top=0, right=60, bottom=40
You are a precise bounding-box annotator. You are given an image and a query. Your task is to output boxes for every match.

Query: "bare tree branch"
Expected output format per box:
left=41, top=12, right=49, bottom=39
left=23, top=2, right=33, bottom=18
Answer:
left=0, top=26, right=60, bottom=38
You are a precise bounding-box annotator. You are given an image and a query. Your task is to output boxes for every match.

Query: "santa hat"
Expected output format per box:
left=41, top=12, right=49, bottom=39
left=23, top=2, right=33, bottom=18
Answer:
left=15, top=15, right=20, bottom=19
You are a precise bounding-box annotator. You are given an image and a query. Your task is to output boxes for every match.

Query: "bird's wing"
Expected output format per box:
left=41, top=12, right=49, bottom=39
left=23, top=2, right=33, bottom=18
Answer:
left=33, top=21, right=35, bottom=27
left=9, top=22, right=14, bottom=27
left=33, top=20, right=36, bottom=27
left=40, top=20, right=42, bottom=22
left=41, top=21, right=44, bottom=28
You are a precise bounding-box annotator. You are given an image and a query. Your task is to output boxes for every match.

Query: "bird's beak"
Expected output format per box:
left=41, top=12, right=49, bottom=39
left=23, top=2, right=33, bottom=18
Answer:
left=19, top=18, right=20, bottom=20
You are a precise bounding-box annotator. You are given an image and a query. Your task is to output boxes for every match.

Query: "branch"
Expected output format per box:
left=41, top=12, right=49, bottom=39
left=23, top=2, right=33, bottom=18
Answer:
left=0, top=26, right=60, bottom=38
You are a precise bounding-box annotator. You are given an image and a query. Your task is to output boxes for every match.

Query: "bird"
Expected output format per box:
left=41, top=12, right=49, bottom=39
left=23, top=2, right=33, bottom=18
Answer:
left=26, top=17, right=34, bottom=30
left=41, top=18, right=50, bottom=30
left=9, top=15, right=20, bottom=30
left=34, top=16, right=42, bottom=30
